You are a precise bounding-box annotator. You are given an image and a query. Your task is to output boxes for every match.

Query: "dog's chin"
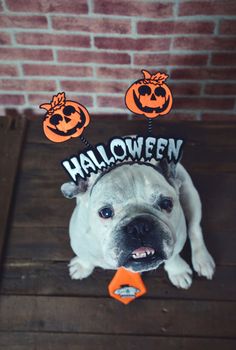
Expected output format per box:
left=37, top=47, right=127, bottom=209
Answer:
left=119, top=246, right=167, bottom=272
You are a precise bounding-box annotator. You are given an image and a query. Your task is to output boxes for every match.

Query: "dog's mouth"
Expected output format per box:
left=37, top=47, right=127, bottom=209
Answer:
left=125, top=246, right=162, bottom=265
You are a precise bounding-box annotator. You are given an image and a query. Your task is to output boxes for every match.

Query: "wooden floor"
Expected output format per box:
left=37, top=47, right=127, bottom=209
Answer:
left=0, top=117, right=236, bottom=349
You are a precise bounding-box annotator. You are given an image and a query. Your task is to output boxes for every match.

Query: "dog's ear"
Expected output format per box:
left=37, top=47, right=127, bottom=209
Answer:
left=155, top=158, right=176, bottom=181
left=155, top=159, right=182, bottom=191
left=61, top=180, right=88, bottom=199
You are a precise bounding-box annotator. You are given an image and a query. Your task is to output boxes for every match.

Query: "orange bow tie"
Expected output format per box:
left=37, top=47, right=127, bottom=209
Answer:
left=108, top=267, right=147, bottom=304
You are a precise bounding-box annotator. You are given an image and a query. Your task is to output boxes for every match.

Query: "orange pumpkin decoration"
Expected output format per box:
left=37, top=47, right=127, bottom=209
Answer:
left=125, top=70, right=173, bottom=119
left=40, top=92, right=90, bottom=143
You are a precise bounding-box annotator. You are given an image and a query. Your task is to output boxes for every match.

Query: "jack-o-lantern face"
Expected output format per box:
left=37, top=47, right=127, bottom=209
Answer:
left=40, top=92, right=90, bottom=143
left=125, top=70, right=173, bottom=119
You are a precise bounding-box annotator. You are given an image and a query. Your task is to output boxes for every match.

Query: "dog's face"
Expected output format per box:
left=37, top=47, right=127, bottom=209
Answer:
left=62, top=162, right=182, bottom=273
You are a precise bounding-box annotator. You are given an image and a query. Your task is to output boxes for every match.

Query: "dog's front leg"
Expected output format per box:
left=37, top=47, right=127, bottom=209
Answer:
left=69, top=256, right=94, bottom=280
left=178, top=166, right=216, bottom=279
left=164, top=254, right=193, bottom=289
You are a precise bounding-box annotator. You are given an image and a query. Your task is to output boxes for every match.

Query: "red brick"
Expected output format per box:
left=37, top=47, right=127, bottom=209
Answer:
left=171, top=68, right=236, bottom=80
left=202, top=113, right=236, bottom=121
left=23, top=64, right=93, bottom=77
left=0, top=48, right=53, bottom=61
left=0, top=15, right=47, bottom=29
left=0, top=94, right=25, bottom=105
left=134, top=53, right=208, bottom=66
left=174, top=37, right=236, bottom=51
left=205, top=83, right=236, bottom=95
left=58, top=50, right=130, bottom=65
left=61, top=80, right=127, bottom=93
left=174, top=97, right=234, bottom=110
left=0, top=79, right=56, bottom=91
left=95, top=37, right=171, bottom=51
left=52, top=16, right=131, bottom=34
left=6, top=0, right=88, bottom=14
left=0, top=64, right=18, bottom=76
left=171, top=83, right=201, bottom=96
left=97, top=95, right=124, bottom=109
left=29, top=94, right=93, bottom=107
left=211, top=53, right=236, bottom=66
left=179, top=1, right=236, bottom=16
left=96, top=67, right=141, bottom=80
left=0, top=32, right=11, bottom=45
left=94, top=0, right=173, bottom=17
left=219, top=20, right=236, bottom=35
left=137, top=20, right=214, bottom=35
left=16, top=33, right=90, bottom=48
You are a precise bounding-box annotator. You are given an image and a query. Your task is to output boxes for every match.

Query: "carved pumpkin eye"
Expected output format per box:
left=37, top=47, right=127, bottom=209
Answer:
left=50, top=114, right=63, bottom=126
left=155, top=87, right=166, bottom=97
left=138, top=85, right=151, bottom=96
left=63, top=105, right=75, bottom=116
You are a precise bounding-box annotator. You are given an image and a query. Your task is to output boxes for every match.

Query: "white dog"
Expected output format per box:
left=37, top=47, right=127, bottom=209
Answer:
left=61, top=159, right=215, bottom=289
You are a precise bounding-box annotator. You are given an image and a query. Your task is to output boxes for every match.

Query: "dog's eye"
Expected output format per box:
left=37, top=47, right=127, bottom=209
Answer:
left=160, top=198, right=173, bottom=213
left=99, top=206, right=114, bottom=219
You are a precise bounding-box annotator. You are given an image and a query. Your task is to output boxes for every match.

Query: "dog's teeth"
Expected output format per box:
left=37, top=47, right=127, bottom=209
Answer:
left=131, top=247, right=155, bottom=260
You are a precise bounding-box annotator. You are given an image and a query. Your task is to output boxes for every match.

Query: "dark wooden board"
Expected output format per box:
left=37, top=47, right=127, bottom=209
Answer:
left=0, top=296, right=235, bottom=337
left=10, top=172, right=236, bottom=231
left=27, top=117, right=236, bottom=147
left=10, top=171, right=236, bottom=235
left=6, top=227, right=71, bottom=261
left=1, top=262, right=236, bottom=301
left=0, top=116, right=26, bottom=262
left=0, top=332, right=236, bottom=350
left=13, top=168, right=236, bottom=199
left=1, top=118, right=236, bottom=346
left=4, top=226, right=236, bottom=267
left=18, top=141, right=236, bottom=174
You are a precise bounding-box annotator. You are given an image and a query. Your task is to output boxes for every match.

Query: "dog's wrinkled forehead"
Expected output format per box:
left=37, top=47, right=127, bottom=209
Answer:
left=90, top=163, right=173, bottom=203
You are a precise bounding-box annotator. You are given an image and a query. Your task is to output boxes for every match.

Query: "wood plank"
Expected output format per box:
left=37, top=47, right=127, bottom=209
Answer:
left=6, top=227, right=71, bottom=261
left=1, top=262, right=236, bottom=301
left=6, top=173, right=236, bottom=265
left=14, top=165, right=236, bottom=200
left=0, top=296, right=235, bottom=337
left=0, top=332, right=236, bottom=350
left=10, top=172, right=236, bottom=233
left=0, top=116, right=26, bottom=262
left=4, top=226, right=236, bottom=266
left=19, top=141, right=236, bottom=174
left=10, top=170, right=236, bottom=231
left=27, top=117, right=236, bottom=147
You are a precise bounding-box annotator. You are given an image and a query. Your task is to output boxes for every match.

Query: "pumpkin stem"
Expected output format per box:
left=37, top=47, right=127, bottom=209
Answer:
left=51, top=92, right=66, bottom=108
left=142, top=70, right=152, bottom=80
left=152, top=72, right=168, bottom=84
left=141, top=70, right=169, bottom=85
left=39, top=92, right=66, bottom=115
left=39, top=103, right=51, bottom=111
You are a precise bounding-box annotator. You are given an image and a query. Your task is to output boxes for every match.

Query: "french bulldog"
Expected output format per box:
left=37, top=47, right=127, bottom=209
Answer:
left=61, top=160, right=215, bottom=289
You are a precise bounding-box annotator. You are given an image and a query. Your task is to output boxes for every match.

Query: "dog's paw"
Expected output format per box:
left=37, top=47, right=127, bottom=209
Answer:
left=165, top=255, right=193, bottom=289
left=192, top=246, right=216, bottom=280
left=69, top=257, right=94, bottom=280
left=168, top=271, right=192, bottom=289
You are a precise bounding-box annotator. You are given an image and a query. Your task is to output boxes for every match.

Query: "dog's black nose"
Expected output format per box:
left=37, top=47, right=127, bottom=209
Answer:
left=126, top=217, right=152, bottom=237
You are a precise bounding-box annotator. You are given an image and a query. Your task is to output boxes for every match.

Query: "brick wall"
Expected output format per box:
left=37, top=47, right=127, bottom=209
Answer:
left=0, top=0, right=236, bottom=120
